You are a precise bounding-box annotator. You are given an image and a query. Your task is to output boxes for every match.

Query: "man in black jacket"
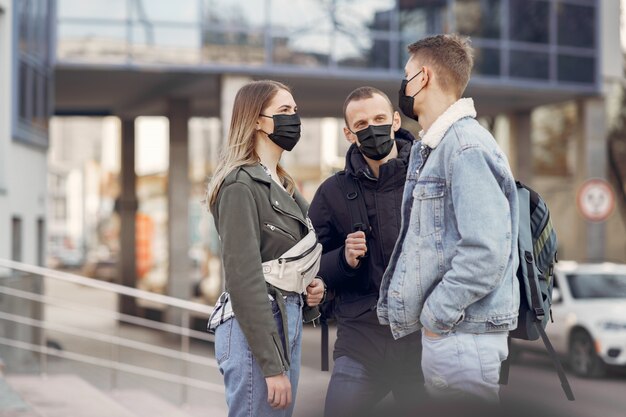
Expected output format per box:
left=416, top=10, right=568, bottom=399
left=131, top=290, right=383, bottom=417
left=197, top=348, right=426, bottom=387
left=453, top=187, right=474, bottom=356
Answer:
left=309, top=87, right=424, bottom=417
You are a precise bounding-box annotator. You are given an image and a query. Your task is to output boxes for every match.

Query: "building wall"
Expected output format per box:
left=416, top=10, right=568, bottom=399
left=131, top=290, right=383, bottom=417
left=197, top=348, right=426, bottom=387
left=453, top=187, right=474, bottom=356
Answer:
left=0, top=0, right=48, bottom=265
left=0, top=0, right=13, bottom=262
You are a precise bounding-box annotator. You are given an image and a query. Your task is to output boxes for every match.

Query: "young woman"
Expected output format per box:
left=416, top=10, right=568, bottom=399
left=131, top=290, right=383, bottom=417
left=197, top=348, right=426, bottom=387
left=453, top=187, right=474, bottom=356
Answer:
left=206, top=80, right=325, bottom=417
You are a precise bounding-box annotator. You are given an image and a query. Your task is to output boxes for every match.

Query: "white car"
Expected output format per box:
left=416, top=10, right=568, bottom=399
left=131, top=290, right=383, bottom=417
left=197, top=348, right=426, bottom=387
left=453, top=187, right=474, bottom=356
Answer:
left=513, top=261, right=626, bottom=377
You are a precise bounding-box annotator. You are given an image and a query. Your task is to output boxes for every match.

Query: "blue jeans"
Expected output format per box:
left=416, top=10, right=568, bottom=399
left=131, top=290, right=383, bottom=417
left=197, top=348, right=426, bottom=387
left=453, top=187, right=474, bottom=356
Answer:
left=421, top=331, right=508, bottom=403
left=215, top=294, right=303, bottom=417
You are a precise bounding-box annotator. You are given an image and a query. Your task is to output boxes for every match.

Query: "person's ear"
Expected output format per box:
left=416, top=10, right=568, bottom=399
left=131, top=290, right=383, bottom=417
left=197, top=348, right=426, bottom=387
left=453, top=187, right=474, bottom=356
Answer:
left=392, top=111, right=401, bottom=133
left=343, top=126, right=357, bottom=144
left=420, top=66, right=430, bottom=88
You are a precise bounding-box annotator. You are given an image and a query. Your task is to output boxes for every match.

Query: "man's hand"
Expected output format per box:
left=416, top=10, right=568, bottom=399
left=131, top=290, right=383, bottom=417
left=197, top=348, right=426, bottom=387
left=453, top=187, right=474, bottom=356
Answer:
left=344, top=231, right=367, bottom=269
left=306, top=278, right=325, bottom=307
left=422, top=328, right=442, bottom=340
left=265, top=373, right=292, bottom=409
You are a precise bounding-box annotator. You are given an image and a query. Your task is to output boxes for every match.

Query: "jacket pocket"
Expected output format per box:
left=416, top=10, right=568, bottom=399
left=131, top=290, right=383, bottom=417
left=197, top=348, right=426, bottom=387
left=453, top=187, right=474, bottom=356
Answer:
left=264, top=222, right=297, bottom=241
left=214, top=318, right=234, bottom=366
left=412, top=180, right=445, bottom=237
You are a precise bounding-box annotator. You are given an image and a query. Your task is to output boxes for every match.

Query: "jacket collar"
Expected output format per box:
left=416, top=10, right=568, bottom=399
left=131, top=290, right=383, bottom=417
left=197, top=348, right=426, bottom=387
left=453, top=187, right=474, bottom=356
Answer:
left=240, top=164, right=271, bottom=184
left=345, top=128, right=415, bottom=180
left=241, top=163, right=307, bottom=225
left=419, top=98, right=476, bottom=149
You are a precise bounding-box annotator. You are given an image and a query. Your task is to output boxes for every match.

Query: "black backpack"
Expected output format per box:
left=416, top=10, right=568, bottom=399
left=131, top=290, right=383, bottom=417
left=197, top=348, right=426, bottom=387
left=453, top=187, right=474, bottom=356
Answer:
left=500, top=181, right=575, bottom=401
left=318, top=170, right=372, bottom=371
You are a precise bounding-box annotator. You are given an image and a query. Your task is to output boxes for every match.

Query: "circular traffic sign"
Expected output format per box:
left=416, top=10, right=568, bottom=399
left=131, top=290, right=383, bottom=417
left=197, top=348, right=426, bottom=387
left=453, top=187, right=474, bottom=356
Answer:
left=576, top=179, right=615, bottom=222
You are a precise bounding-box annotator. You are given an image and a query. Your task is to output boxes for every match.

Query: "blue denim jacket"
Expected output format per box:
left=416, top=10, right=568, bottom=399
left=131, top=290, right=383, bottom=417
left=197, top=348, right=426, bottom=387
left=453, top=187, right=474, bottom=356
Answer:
left=378, top=98, right=520, bottom=339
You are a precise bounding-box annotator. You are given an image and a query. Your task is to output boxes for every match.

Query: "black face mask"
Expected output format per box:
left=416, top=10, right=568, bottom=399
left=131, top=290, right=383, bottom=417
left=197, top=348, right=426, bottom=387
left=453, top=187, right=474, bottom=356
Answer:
left=398, top=70, right=423, bottom=121
left=260, top=113, right=301, bottom=151
left=353, top=124, right=394, bottom=161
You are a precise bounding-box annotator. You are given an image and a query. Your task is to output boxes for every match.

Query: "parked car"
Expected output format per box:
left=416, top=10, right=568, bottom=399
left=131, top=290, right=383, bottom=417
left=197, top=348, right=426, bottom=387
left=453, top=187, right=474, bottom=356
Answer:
left=512, top=261, right=626, bottom=377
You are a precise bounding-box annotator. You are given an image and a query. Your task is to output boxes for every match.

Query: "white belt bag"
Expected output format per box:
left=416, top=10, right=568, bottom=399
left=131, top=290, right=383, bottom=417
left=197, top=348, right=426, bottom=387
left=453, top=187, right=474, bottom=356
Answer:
left=262, top=229, right=322, bottom=294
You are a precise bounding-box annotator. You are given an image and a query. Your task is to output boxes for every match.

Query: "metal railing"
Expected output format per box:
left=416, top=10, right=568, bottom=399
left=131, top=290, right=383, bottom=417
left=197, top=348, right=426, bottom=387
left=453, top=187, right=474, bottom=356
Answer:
left=0, top=258, right=222, bottom=405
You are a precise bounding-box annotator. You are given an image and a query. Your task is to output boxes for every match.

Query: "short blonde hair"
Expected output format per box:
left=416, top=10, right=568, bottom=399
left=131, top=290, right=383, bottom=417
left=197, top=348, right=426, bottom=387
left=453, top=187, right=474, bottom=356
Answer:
left=407, top=34, right=474, bottom=98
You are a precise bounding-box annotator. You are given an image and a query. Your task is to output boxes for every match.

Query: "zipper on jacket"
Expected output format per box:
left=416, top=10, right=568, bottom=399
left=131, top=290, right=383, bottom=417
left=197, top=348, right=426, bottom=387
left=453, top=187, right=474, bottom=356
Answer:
left=272, top=336, right=288, bottom=372
left=265, top=223, right=297, bottom=241
left=272, top=204, right=308, bottom=229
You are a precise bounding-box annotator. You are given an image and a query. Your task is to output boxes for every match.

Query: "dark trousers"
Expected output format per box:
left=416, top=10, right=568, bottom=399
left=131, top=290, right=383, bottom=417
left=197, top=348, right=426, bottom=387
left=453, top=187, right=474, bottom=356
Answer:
left=324, top=354, right=425, bottom=417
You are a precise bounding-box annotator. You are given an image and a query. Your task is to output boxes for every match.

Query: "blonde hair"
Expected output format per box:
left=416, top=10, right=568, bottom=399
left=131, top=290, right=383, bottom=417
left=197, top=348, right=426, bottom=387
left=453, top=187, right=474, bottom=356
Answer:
left=408, top=34, right=474, bottom=98
left=206, top=80, right=296, bottom=207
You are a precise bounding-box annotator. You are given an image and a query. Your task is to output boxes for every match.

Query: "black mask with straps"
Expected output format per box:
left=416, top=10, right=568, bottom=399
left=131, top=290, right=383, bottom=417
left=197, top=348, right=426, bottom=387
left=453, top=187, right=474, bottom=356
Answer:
left=398, top=70, right=424, bottom=122
left=260, top=113, right=301, bottom=152
left=350, top=124, right=395, bottom=161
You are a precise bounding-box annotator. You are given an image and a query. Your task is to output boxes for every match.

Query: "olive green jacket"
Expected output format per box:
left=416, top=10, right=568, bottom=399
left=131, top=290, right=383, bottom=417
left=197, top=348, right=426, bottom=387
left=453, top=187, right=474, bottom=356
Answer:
left=211, top=163, right=320, bottom=377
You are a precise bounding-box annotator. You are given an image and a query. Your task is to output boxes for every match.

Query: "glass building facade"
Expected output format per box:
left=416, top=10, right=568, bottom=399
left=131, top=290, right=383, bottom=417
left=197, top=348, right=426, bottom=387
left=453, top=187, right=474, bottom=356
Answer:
left=13, top=0, right=55, bottom=147
left=55, top=0, right=599, bottom=90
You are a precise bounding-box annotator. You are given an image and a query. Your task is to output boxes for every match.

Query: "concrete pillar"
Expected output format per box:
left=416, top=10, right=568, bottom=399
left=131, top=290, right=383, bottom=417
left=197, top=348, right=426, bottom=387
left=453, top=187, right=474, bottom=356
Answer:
left=220, top=75, right=252, bottom=151
left=508, top=111, right=533, bottom=185
left=167, top=99, right=191, bottom=325
left=578, top=98, right=609, bottom=261
left=119, top=118, right=138, bottom=315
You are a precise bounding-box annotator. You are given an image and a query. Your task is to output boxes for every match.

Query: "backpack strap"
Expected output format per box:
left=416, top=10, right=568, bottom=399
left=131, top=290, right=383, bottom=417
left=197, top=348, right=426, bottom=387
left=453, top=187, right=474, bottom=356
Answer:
left=335, top=171, right=371, bottom=236
left=535, top=322, right=576, bottom=401
left=517, top=187, right=575, bottom=401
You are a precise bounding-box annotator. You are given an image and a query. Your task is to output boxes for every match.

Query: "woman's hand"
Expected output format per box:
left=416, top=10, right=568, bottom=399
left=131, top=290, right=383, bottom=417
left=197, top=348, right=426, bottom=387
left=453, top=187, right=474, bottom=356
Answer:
left=265, top=373, right=292, bottom=409
left=306, top=278, right=325, bottom=307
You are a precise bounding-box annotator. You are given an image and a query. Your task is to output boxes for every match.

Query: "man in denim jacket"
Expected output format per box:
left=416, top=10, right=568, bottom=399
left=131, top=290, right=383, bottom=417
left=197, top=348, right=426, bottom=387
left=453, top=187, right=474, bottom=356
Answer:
left=378, top=34, right=520, bottom=402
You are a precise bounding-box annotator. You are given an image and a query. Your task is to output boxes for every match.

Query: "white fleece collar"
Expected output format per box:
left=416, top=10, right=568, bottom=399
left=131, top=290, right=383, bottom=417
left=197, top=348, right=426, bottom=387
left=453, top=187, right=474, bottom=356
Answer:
left=419, top=98, right=477, bottom=149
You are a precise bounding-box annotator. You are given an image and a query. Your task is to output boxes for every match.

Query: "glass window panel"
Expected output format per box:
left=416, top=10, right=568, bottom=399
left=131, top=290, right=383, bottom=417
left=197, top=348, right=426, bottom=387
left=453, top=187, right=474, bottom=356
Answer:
left=270, top=0, right=334, bottom=32
left=558, top=55, right=595, bottom=84
left=58, top=0, right=127, bottom=20
left=272, top=33, right=331, bottom=67
left=203, top=0, right=266, bottom=30
left=33, top=72, right=49, bottom=132
left=455, top=0, right=501, bottom=39
left=509, top=50, right=549, bottom=80
left=335, top=34, right=390, bottom=70
left=130, top=0, right=198, bottom=24
left=472, top=47, right=500, bottom=76
left=34, top=0, right=48, bottom=61
left=203, top=30, right=265, bottom=65
left=399, top=0, right=449, bottom=37
left=18, top=0, right=32, bottom=54
left=56, top=23, right=128, bottom=62
left=19, top=62, right=30, bottom=121
left=132, top=25, right=201, bottom=64
left=509, top=0, right=549, bottom=44
left=335, top=0, right=395, bottom=33
left=557, top=4, right=595, bottom=48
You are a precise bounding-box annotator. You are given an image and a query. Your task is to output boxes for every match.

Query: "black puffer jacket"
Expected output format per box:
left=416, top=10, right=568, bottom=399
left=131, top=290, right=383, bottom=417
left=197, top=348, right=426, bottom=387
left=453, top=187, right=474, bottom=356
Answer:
left=309, top=128, right=420, bottom=367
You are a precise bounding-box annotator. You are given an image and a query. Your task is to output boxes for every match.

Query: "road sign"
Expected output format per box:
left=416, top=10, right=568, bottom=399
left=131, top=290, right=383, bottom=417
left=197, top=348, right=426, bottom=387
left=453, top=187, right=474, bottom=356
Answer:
left=576, top=179, right=615, bottom=222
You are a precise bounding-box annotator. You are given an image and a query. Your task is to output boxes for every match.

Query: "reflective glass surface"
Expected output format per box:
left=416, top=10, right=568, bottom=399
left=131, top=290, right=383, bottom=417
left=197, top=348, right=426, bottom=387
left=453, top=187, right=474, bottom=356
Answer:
left=130, top=0, right=198, bottom=23
left=509, top=0, right=549, bottom=44
left=557, top=3, right=595, bottom=48
left=399, top=0, right=448, bottom=36
left=509, top=50, right=549, bottom=80
left=272, top=33, right=331, bottom=67
left=58, top=0, right=127, bottom=20
left=132, top=26, right=201, bottom=64
left=57, top=23, right=128, bottom=62
left=51, top=0, right=598, bottom=88
left=203, top=0, right=266, bottom=30
left=336, top=34, right=392, bottom=70
left=203, top=30, right=266, bottom=65
left=558, top=55, right=595, bottom=84
left=455, top=0, right=501, bottom=39
left=473, top=47, right=500, bottom=76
